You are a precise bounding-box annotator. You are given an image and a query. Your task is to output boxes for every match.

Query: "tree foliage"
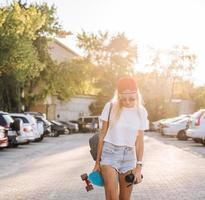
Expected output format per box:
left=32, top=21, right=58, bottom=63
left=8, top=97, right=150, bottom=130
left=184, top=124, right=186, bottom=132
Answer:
left=77, top=31, right=138, bottom=114
left=0, top=1, right=71, bottom=111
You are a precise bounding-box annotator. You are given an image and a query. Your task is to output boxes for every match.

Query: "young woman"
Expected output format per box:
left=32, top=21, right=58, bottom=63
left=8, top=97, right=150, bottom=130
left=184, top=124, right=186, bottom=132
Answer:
left=93, top=77, right=148, bottom=200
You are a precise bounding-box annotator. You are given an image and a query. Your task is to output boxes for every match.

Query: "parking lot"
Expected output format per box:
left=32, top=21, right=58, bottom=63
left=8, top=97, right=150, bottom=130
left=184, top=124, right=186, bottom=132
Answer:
left=0, top=132, right=205, bottom=200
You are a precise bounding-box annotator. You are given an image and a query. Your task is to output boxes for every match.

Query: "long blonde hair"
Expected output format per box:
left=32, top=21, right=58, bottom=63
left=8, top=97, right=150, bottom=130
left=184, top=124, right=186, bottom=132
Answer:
left=109, top=89, right=144, bottom=127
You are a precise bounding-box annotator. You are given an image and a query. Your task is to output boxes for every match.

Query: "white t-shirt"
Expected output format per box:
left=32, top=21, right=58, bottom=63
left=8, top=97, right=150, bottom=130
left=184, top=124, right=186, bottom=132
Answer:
left=100, top=102, right=149, bottom=147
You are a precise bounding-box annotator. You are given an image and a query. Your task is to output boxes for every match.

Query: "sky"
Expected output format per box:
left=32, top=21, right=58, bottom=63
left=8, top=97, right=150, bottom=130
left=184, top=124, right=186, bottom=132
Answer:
left=2, top=0, right=205, bottom=86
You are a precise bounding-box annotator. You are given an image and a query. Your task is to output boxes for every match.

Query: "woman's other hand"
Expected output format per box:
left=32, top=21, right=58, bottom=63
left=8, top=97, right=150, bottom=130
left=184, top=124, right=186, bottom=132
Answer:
left=133, top=165, right=142, bottom=184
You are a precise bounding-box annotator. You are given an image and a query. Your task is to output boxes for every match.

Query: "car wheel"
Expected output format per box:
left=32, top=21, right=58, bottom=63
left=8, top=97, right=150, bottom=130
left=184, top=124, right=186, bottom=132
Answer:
left=38, top=135, right=44, bottom=141
left=54, top=131, right=60, bottom=137
left=177, top=130, right=188, bottom=140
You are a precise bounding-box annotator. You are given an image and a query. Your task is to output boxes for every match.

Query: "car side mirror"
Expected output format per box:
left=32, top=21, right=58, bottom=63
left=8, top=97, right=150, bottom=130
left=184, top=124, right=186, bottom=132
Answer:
left=10, top=119, right=21, bottom=131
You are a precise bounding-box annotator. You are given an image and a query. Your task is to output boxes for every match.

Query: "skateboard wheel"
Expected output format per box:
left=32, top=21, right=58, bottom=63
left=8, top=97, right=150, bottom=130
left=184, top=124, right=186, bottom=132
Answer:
left=86, top=185, right=94, bottom=192
left=81, top=173, right=88, bottom=180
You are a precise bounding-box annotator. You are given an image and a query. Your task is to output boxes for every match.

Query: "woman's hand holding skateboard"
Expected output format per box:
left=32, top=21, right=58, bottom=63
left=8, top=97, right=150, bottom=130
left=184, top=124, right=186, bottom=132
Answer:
left=133, top=165, right=142, bottom=184
left=93, top=162, right=101, bottom=172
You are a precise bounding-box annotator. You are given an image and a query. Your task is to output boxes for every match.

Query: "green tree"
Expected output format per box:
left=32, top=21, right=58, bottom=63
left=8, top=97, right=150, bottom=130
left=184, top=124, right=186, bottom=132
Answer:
left=0, top=2, right=47, bottom=111
left=77, top=31, right=138, bottom=114
left=0, top=1, right=72, bottom=111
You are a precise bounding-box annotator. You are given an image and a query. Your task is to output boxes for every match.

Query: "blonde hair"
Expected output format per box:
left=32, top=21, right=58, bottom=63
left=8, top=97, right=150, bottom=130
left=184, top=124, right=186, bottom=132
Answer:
left=109, top=89, right=144, bottom=127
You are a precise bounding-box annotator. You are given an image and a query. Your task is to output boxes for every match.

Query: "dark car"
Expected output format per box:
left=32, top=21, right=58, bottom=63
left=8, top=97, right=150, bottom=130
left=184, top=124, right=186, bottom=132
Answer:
left=59, top=121, right=79, bottom=133
left=50, top=120, right=69, bottom=136
left=0, top=112, right=21, bottom=148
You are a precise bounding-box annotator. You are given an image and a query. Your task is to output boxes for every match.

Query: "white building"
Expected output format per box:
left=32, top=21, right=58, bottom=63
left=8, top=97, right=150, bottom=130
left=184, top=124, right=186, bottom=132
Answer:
left=31, top=39, right=96, bottom=120
left=55, top=95, right=96, bottom=121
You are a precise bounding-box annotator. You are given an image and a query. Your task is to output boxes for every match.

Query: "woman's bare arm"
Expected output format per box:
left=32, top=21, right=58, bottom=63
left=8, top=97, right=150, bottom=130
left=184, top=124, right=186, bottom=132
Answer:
left=135, top=130, right=144, bottom=163
left=133, top=130, right=144, bottom=182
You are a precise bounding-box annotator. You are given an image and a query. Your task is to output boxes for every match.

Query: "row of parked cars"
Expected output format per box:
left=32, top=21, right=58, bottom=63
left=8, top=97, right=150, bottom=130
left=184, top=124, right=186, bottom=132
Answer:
left=0, top=111, right=80, bottom=149
left=150, top=109, right=205, bottom=145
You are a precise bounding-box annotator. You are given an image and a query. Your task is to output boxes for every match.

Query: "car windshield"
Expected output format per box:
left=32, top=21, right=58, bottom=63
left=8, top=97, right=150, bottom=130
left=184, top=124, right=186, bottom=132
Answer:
left=84, top=118, right=94, bottom=123
left=165, top=115, right=188, bottom=123
left=52, top=121, right=62, bottom=126
left=191, top=110, right=205, bottom=119
left=173, top=118, right=188, bottom=124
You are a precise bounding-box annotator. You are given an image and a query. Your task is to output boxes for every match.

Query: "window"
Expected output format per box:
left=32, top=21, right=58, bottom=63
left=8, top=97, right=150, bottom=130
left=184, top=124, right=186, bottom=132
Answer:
left=0, top=115, right=6, bottom=126
left=11, top=116, right=29, bottom=124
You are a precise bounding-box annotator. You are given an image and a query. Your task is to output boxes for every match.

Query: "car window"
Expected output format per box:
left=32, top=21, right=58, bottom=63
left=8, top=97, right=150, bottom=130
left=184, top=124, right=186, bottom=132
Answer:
left=84, top=118, right=93, bottom=123
left=51, top=121, right=62, bottom=126
left=0, top=115, right=7, bottom=126
left=11, top=116, right=29, bottom=123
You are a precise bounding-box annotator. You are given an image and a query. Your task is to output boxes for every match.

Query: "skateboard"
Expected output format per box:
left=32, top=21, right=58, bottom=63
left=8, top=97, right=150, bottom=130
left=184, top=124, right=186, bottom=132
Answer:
left=81, top=171, right=104, bottom=192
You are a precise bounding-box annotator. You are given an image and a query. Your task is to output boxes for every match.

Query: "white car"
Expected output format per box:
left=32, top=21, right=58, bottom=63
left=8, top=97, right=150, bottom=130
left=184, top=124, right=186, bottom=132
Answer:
left=162, top=118, right=190, bottom=140
left=151, top=119, right=167, bottom=132
left=25, top=114, right=44, bottom=140
left=186, top=109, right=205, bottom=145
left=10, top=113, right=41, bottom=142
left=159, top=115, right=190, bottom=135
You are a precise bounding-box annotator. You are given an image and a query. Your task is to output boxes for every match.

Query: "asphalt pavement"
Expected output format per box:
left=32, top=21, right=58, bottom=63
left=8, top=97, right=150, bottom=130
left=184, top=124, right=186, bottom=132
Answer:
left=0, top=132, right=205, bottom=200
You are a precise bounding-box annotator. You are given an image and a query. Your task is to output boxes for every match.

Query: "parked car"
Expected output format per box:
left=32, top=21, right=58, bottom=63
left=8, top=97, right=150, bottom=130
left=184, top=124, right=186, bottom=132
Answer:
left=78, top=116, right=100, bottom=132
left=159, top=115, right=190, bottom=135
left=69, top=120, right=81, bottom=130
left=35, top=116, right=51, bottom=136
left=10, top=113, right=42, bottom=142
left=59, top=121, right=79, bottom=133
left=186, top=109, right=205, bottom=145
left=0, top=125, right=8, bottom=148
left=25, top=113, right=44, bottom=141
left=50, top=120, right=69, bottom=136
left=162, top=117, right=190, bottom=140
left=0, top=111, right=20, bottom=147
left=150, top=119, right=164, bottom=132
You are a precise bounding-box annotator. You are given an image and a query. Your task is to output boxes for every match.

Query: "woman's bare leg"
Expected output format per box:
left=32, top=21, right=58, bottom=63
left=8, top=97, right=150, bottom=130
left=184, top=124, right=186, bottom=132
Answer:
left=101, top=165, right=119, bottom=200
left=118, top=170, right=134, bottom=200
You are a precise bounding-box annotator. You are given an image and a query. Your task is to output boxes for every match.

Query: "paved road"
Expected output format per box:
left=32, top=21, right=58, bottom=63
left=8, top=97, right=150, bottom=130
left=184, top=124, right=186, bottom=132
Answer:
left=0, top=132, right=205, bottom=200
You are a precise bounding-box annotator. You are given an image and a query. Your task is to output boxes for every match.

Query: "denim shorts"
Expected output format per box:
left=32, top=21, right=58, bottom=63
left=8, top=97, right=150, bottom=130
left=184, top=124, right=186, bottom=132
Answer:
left=100, top=141, right=136, bottom=174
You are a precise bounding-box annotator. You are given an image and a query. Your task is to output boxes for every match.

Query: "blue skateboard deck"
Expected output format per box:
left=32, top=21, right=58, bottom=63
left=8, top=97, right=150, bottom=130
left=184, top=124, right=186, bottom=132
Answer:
left=88, top=171, right=104, bottom=187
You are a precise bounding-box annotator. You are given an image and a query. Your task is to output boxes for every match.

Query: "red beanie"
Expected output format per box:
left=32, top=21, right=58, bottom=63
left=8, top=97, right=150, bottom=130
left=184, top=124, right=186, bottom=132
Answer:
left=117, top=77, right=137, bottom=93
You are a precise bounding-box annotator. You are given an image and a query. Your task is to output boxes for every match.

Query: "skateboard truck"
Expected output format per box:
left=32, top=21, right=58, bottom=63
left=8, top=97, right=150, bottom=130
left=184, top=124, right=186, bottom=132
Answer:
left=81, top=173, right=94, bottom=192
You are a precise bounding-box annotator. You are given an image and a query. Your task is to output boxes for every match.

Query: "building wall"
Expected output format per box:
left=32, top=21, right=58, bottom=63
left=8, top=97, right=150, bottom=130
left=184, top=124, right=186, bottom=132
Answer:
left=55, top=95, right=96, bottom=121
left=48, top=40, right=78, bottom=63
left=178, top=100, right=195, bottom=115
left=171, top=99, right=195, bottom=115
